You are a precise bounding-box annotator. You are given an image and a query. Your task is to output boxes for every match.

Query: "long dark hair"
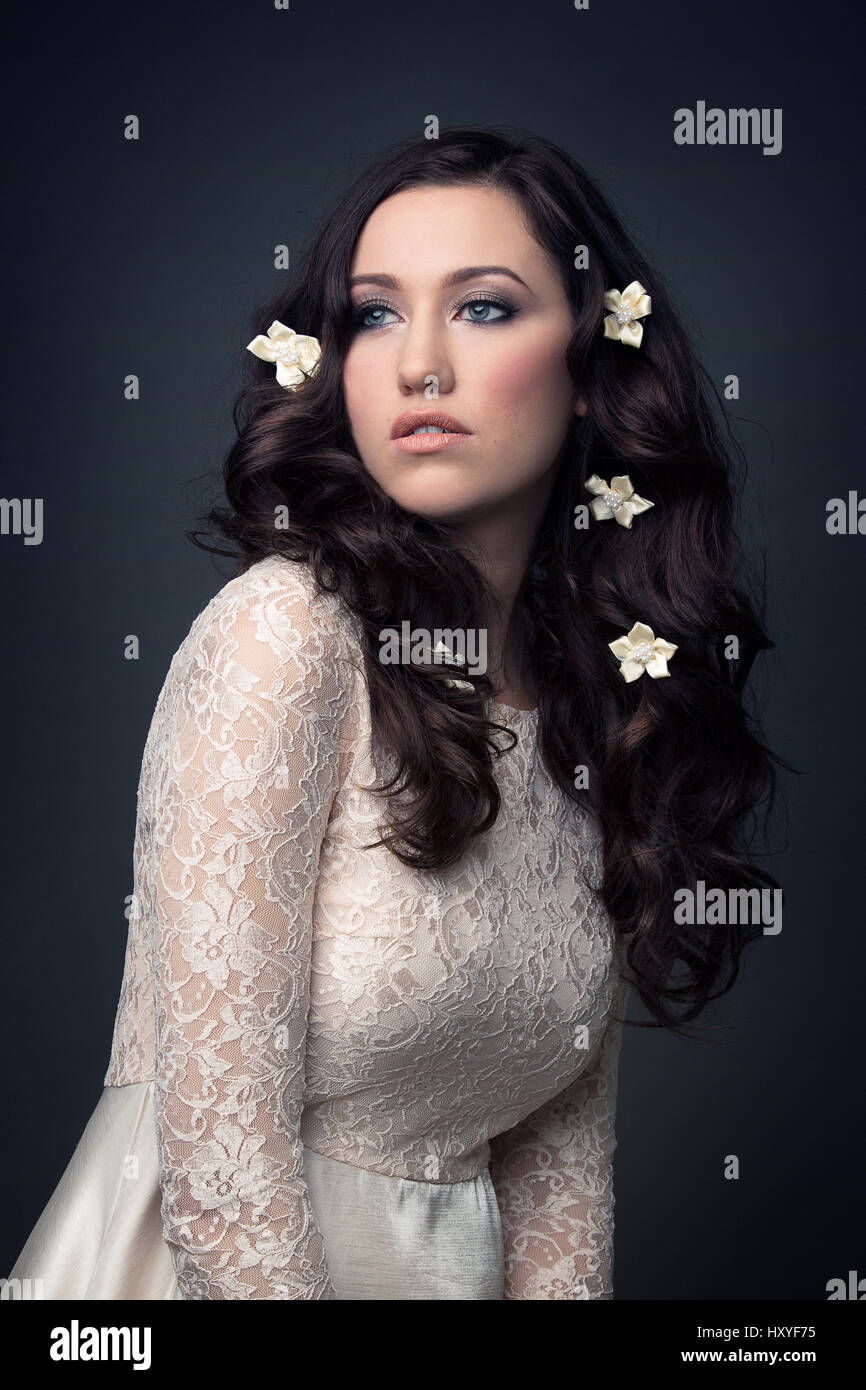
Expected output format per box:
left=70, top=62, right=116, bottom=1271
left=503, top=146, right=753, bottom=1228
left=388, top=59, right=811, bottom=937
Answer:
left=191, top=126, right=787, bottom=1034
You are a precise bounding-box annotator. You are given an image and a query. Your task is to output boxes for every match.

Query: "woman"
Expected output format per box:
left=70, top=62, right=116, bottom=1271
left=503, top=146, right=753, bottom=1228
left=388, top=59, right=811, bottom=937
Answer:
left=9, top=126, right=782, bottom=1300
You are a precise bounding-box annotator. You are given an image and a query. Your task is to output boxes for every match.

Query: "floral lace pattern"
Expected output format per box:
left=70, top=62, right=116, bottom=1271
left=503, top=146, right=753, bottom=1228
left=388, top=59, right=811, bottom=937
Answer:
left=104, top=554, right=628, bottom=1299
left=487, top=975, right=630, bottom=1299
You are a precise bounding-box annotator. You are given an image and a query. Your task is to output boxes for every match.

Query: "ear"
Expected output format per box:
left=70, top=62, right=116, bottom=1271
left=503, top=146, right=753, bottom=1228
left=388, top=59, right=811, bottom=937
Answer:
left=574, top=393, right=589, bottom=418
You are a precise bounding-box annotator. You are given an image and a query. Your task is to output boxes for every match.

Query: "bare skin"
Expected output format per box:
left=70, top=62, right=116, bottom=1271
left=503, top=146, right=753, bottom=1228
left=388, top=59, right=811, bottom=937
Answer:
left=342, top=184, right=586, bottom=708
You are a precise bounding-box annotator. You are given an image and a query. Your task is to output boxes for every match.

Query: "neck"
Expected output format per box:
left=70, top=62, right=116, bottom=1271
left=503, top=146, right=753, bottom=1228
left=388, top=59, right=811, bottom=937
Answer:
left=447, top=485, right=552, bottom=702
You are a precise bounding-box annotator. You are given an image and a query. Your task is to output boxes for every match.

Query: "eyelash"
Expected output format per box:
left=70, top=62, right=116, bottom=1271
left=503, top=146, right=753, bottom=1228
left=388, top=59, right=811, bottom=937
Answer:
left=350, top=293, right=517, bottom=332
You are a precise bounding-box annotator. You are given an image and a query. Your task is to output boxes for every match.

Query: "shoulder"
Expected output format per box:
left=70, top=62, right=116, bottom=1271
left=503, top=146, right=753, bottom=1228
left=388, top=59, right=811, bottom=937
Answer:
left=191, top=554, right=361, bottom=659
left=155, top=554, right=365, bottom=726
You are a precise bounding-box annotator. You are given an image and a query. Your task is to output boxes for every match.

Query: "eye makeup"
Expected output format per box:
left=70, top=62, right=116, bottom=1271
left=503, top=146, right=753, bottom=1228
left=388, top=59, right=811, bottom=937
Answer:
left=350, top=291, right=520, bottom=332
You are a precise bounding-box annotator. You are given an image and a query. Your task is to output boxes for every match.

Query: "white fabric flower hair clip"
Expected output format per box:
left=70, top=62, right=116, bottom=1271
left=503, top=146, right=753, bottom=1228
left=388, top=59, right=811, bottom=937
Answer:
left=602, top=281, right=652, bottom=348
left=609, top=622, right=677, bottom=682
left=246, top=320, right=322, bottom=390
left=586, top=474, right=654, bottom=528
left=432, top=639, right=474, bottom=691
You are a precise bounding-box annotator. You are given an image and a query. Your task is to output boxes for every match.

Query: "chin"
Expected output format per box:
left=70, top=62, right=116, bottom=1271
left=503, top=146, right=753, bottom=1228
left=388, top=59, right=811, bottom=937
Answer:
left=383, top=481, right=491, bottom=517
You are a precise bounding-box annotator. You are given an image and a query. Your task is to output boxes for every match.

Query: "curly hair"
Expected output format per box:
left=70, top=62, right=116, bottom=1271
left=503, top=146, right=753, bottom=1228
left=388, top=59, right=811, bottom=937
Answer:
left=191, top=125, right=787, bottom=1035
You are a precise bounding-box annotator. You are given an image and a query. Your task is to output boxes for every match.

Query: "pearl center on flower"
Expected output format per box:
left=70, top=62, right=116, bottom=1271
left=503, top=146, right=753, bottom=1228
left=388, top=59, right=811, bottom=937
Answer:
left=274, top=342, right=300, bottom=364
left=631, top=641, right=654, bottom=663
left=603, top=490, right=623, bottom=511
left=614, top=304, right=635, bottom=325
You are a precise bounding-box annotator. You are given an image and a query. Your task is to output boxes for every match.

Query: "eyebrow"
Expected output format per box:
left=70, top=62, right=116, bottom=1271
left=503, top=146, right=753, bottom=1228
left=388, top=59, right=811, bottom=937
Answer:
left=348, top=264, right=533, bottom=294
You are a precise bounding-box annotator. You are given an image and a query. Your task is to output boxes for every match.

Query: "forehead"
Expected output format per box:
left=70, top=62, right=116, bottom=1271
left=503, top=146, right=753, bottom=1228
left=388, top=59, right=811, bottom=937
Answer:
left=349, top=184, right=555, bottom=285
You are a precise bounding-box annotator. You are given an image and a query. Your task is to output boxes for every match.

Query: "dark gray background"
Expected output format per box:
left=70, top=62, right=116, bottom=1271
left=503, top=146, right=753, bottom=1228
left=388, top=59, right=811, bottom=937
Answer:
left=2, top=0, right=862, bottom=1299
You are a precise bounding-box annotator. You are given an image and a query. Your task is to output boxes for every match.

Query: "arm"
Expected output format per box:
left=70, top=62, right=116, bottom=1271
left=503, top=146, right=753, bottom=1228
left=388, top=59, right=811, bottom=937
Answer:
left=487, top=975, right=630, bottom=1300
left=146, top=568, right=358, bottom=1298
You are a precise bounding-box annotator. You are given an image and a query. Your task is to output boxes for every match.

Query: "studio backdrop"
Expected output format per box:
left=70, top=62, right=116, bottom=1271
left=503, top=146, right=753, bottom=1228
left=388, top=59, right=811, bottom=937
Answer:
left=2, top=0, right=863, bottom=1308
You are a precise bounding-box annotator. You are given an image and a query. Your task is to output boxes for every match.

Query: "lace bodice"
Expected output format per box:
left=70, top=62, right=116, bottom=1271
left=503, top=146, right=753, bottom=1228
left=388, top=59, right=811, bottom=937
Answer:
left=104, top=553, right=629, bottom=1299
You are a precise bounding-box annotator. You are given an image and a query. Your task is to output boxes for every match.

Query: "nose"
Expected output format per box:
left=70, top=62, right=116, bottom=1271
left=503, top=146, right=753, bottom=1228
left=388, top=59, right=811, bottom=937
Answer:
left=396, top=309, right=455, bottom=396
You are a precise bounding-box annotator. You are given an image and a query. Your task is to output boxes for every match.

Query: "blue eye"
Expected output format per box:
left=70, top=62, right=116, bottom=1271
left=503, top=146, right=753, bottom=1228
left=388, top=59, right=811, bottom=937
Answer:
left=351, top=296, right=516, bottom=332
left=353, top=302, right=398, bottom=331
left=456, top=298, right=512, bottom=324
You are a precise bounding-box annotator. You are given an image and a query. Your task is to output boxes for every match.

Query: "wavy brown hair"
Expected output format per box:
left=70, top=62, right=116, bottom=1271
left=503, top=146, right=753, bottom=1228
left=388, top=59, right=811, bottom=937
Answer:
left=191, top=126, right=787, bottom=1035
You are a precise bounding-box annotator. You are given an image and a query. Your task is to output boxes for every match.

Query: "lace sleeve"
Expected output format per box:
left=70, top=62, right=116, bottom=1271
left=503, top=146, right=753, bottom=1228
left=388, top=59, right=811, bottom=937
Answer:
left=145, top=567, right=358, bottom=1299
left=487, top=976, right=630, bottom=1300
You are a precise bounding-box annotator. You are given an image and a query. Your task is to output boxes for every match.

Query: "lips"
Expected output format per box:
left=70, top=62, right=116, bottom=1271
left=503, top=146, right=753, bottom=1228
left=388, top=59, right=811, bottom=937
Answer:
left=390, top=409, right=471, bottom=439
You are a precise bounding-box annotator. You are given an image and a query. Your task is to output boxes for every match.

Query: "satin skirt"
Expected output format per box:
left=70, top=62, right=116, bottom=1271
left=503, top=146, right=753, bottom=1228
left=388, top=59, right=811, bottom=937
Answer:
left=7, top=1082, right=505, bottom=1301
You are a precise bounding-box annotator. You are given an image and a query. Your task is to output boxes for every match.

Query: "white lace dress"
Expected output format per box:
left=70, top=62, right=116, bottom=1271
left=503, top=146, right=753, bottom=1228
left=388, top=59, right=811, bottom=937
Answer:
left=10, top=554, right=630, bottom=1300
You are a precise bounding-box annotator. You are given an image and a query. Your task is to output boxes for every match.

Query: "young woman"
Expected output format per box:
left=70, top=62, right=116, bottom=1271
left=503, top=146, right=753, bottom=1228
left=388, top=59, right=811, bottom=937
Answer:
left=9, top=126, right=782, bottom=1300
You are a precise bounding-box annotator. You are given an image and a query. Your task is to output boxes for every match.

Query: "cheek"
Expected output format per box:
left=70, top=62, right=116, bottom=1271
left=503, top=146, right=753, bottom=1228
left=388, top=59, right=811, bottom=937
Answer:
left=480, top=341, right=570, bottom=424
left=342, top=353, right=376, bottom=429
